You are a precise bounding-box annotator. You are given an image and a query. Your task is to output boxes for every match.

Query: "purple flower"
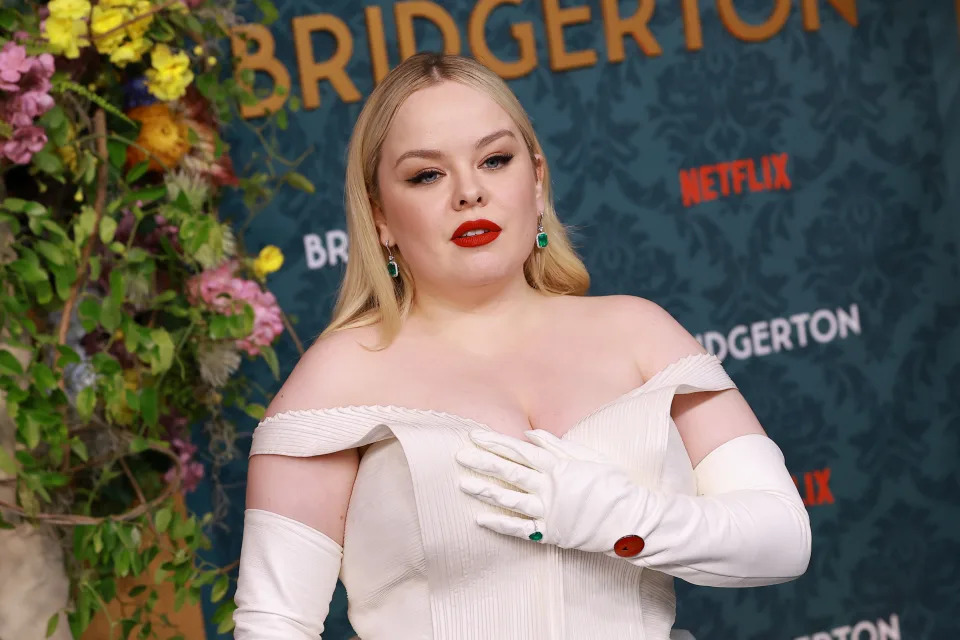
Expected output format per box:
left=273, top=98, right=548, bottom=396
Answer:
left=0, top=42, right=32, bottom=92
left=1, top=125, right=47, bottom=164
left=164, top=437, right=205, bottom=493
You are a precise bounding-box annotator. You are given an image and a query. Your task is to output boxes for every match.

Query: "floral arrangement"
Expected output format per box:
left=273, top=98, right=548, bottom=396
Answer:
left=0, top=0, right=308, bottom=637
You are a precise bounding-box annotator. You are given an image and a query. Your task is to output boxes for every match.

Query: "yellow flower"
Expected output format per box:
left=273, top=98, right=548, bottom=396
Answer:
left=253, top=245, right=284, bottom=278
left=193, top=44, right=204, bottom=56
left=110, top=37, right=151, bottom=67
left=47, top=0, right=91, bottom=21
left=206, top=56, right=217, bottom=66
left=43, top=16, right=89, bottom=59
left=91, top=5, right=127, bottom=54
left=145, top=44, right=195, bottom=101
left=125, top=1, right=154, bottom=40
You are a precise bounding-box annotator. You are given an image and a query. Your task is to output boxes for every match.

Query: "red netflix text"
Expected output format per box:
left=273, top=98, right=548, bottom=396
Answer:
left=792, top=467, right=834, bottom=507
left=678, top=153, right=791, bottom=207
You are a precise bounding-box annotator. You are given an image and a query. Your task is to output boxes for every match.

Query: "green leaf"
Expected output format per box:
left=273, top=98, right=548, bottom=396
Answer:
left=155, top=507, right=172, bottom=534
left=0, top=8, right=17, bottom=31
left=109, top=269, right=125, bottom=306
left=289, top=95, right=301, bottom=112
left=78, top=298, right=100, bottom=331
left=285, top=172, right=315, bottom=193
left=151, top=329, right=174, bottom=374
left=208, top=314, right=229, bottom=339
left=0, top=349, right=25, bottom=377
left=1, top=197, right=27, bottom=212
left=99, top=216, right=118, bottom=244
left=51, top=265, right=76, bottom=301
left=70, top=438, right=89, bottom=462
left=0, top=446, right=17, bottom=475
left=130, top=436, right=150, bottom=454
left=33, top=279, right=53, bottom=305
left=100, top=301, right=121, bottom=332
left=31, top=362, right=58, bottom=392
left=46, top=612, right=59, bottom=638
left=24, top=201, right=47, bottom=217
left=211, top=575, right=229, bottom=603
left=55, top=345, right=82, bottom=368
left=141, top=387, right=158, bottom=426
left=276, top=108, right=288, bottom=130
left=23, top=415, right=41, bottom=449
left=115, top=549, right=131, bottom=576
left=260, top=345, right=279, bottom=380
left=107, top=140, right=127, bottom=170
left=34, top=240, right=65, bottom=266
left=121, top=184, right=167, bottom=207
left=244, top=403, right=266, bottom=420
left=214, top=600, right=237, bottom=634
left=32, top=149, right=64, bottom=175
left=125, top=160, right=150, bottom=184
left=128, top=585, right=147, bottom=598
left=253, top=0, right=279, bottom=24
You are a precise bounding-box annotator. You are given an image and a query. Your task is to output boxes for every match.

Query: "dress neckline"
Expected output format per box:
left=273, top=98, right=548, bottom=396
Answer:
left=258, top=353, right=713, bottom=441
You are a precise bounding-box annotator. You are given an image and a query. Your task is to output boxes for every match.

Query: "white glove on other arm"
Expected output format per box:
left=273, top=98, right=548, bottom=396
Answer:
left=456, top=430, right=810, bottom=588
left=233, top=508, right=343, bottom=638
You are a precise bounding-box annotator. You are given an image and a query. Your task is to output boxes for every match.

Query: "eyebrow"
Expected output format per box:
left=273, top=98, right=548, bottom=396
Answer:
left=393, top=129, right=517, bottom=168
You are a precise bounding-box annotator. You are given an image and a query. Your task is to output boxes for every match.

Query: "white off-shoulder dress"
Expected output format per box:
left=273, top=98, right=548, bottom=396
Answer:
left=249, top=353, right=733, bottom=639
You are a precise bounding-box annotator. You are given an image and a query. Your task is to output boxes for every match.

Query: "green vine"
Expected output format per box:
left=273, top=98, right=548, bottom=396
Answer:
left=0, top=1, right=312, bottom=638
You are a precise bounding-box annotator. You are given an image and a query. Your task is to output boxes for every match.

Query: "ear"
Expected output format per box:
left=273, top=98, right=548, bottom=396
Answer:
left=371, top=198, right=392, bottom=247
left=533, top=153, right=545, bottom=214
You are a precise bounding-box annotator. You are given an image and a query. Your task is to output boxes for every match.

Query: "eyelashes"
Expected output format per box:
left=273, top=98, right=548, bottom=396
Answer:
left=406, top=153, right=515, bottom=185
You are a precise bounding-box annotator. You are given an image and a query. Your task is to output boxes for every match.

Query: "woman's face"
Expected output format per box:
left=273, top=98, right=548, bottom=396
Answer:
left=374, top=80, right=544, bottom=294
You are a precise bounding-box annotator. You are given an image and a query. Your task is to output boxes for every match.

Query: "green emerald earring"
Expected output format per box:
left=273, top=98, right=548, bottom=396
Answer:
left=385, top=241, right=399, bottom=278
left=536, top=213, right=548, bottom=249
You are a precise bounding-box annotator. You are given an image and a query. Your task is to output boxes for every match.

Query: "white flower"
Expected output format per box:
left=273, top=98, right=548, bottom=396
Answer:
left=196, top=341, right=241, bottom=388
left=164, top=169, right=209, bottom=212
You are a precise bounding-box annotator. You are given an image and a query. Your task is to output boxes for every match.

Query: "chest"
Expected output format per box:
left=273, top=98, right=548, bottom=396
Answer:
left=362, top=337, right=645, bottom=440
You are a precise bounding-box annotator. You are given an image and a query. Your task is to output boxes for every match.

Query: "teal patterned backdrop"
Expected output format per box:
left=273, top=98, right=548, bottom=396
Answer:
left=188, top=2, right=960, bottom=638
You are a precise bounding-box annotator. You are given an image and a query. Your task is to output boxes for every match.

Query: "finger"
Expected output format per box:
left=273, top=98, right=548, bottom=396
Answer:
left=525, top=429, right=607, bottom=463
left=459, top=477, right=545, bottom=519
left=455, top=448, right=542, bottom=493
left=476, top=513, right=541, bottom=540
left=469, top=429, right=556, bottom=471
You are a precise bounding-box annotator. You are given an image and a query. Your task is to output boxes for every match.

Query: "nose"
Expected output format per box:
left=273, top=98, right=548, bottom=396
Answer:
left=452, top=177, right=487, bottom=211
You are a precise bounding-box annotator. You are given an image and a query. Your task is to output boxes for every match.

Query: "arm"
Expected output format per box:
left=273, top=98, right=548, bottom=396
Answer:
left=456, top=297, right=811, bottom=587
left=233, top=336, right=363, bottom=638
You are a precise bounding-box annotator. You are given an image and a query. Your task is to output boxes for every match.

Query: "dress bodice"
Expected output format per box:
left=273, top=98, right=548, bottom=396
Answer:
left=249, top=353, right=736, bottom=639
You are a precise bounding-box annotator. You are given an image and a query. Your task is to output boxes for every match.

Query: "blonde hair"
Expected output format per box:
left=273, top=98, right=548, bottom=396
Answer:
left=321, top=52, right=590, bottom=348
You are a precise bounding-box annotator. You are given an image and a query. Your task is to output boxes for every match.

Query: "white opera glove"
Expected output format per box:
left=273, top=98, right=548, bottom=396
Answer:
left=233, top=509, right=342, bottom=639
left=456, top=429, right=811, bottom=588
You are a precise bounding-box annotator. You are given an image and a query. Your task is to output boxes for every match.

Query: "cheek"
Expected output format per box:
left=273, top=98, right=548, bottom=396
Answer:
left=379, top=183, right=442, bottom=237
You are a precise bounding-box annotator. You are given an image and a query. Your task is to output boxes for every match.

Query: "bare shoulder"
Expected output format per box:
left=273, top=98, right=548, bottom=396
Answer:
left=566, top=295, right=708, bottom=379
left=264, top=324, right=383, bottom=418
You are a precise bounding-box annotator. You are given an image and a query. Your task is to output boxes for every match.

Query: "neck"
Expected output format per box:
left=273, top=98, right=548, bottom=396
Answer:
left=408, top=272, right=547, bottom=351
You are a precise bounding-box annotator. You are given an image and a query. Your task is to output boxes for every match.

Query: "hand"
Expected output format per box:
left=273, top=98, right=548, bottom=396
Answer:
left=455, top=429, right=648, bottom=554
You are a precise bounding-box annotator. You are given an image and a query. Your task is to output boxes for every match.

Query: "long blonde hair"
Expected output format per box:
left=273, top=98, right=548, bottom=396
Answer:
left=320, top=53, right=590, bottom=348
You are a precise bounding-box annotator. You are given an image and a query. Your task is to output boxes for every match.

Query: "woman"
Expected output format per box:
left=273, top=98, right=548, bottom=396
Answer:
left=232, top=52, right=811, bottom=639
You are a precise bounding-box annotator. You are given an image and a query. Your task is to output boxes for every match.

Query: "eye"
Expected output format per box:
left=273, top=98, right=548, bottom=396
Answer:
left=482, top=153, right=514, bottom=170
left=407, top=169, right=442, bottom=185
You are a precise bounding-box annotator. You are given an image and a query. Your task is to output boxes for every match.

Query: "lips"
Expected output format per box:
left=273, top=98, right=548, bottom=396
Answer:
left=451, top=219, right=502, bottom=248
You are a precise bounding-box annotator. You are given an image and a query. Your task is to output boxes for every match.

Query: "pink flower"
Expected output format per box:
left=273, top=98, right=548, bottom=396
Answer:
left=1, top=125, right=47, bottom=164
left=0, top=42, right=32, bottom=92
left=187, top=262, right=284, bottom=356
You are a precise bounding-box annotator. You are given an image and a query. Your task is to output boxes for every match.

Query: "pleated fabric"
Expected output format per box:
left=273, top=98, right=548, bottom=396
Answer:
left=250, top=353, right=736, bottom=640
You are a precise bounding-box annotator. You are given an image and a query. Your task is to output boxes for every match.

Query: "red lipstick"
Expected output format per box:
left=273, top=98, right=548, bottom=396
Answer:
left=451, top=219, right=502, bottom=248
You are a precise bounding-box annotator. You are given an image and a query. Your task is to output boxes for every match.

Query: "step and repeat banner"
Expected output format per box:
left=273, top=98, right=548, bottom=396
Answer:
left=189, top=2, right=960, bottom=638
